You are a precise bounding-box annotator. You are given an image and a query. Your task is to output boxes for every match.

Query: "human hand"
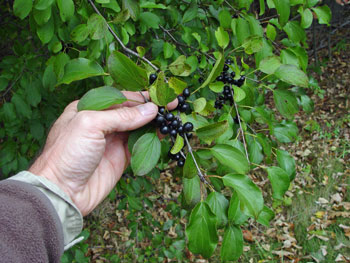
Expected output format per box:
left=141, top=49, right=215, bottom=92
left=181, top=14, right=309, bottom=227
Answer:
left=29, top=91, right=176, bottom=216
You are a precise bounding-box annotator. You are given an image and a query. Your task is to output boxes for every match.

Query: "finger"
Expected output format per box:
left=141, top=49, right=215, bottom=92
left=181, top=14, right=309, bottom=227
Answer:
left=76, top=102, right=158, bottom=134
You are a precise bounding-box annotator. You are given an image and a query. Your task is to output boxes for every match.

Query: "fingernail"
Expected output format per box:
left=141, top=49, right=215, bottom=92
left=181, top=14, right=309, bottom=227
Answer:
left=137, top=103, right=157, bottom=116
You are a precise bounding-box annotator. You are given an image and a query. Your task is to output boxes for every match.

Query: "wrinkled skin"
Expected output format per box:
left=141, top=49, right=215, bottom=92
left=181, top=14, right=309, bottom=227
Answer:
left=30, top=91, right=177, bottom=216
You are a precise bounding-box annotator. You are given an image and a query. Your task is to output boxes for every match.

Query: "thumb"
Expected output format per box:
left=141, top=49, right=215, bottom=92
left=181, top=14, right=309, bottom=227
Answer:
left=93, top=102, right=158, bottom=134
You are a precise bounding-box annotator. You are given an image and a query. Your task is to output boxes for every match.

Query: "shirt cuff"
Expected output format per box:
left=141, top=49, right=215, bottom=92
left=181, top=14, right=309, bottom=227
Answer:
left=8, top=171, right=84, bottom=250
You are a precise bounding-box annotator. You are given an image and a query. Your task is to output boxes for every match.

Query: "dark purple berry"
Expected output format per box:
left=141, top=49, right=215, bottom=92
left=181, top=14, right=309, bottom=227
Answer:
left=183, top=88, right=190, bottom=98
left=240, top=75, right=246, bottom=81
left=158, top=107, right=165, bottom=114
left=174, top=153, right=181, bottom=160
left=177, top=95, right=185, bottom=105
left=219, top=95, right=224, bottom=100
left=223, top=64, right=229, bottom=71
left=233, top=79, right=239, bottom=86
left=179, top=103, right=189, bottom=113
left=160, top=125, right=170, bottom=135
left=177, top=126, right=184, bottom=134
left=230, top=72, right=235, bottom=78
left=183, top=122, right=193, bottom=132
left=216, top=75, right=223, bottom=82
left=171, top=119, right=180, bottom=128
left=198, top=77, right=203, bottom=84
left=177, top=159, right=185, bottom=167
left=165, top=113, right=174, bottom=121
left=225, top=59, right=232, bottom=65
left=155, top=115, right=166, bottom=126
left=186, top=133, right=193, bottom=139
left=227, top=93, right=233, bottom=100
left=227, top=77, right=233, bottom=84
left=149, top=73, right=157, bottom=85
left=170, top=129, right=177, bottom=137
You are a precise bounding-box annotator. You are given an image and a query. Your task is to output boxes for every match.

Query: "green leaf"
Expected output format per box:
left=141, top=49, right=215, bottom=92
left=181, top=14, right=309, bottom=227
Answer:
left=186, top=202, right=218, bottom=258
left=197, top=121, right=229, bottom=145
left=259, top=55, right=281, bottom=74
left=139, top=12, right=160, bottom=29
left=276, top=149, right=296, bottom=180
left=151, top=72, right=177, bottom=106
left=274, top=64, right=308, bottom=88
left=183, top=152, right=197, bottom=179
left=211, top=144, right=249, bottom=175
left=199, top=52, right=224, bottom=89
left=266, top=23, right=277, bottom=41
left=30, top=121, right=44, bottom=141
left=33, top=6, right=52, bottom=26
left=42, top=64, right=57, bottom=90
left=267, top=166, right=290, bottom=200
left=206, top=192, right=229, bottom=227
left=283, top=21, right=306, bottom=43
left=273, top=0, right=290, bottom=26
left=182, top=2, right=198, bottom=23
left=228, top=193, right=249, bottom=225
left=168, top=77, right=187, bottom=95
left=57, top=58, right=105, bottom=85
left=236, top=17, right=251, bottom=45
left=215, top=27, right=229, bottom=49
left=37, top=16, right=54, bottom=44
left=140, top=2, right=167, bottom=9
left=56, top=0, right=75, bottom=22
left=248, top=140, right=264, bottom=165
left=233, top=86, right=246, bottom=102
left=223, top=174, right=264, bottom=218
left=259, top=0, right=265, bottom=15
left=12, top=93, right=31, bottom=119
left=209, top=82, right=224, bottom=93
left=193, top=98, right=207, bottom=113
left=131, top=132, right=161, bottom=176
left=300, top=8, right=313, bottom=28
left=34, top=0, right=54, bottom=10
left=77, top=86, right=127, bottom=111
left=71, top=24, right=90, bottom=43
left=169, top=55, right=191, bottom=77
left=183, top=176, right=201, bottom=206
left=108, top=51, right=148, bottom=91
left=87, top=14, right=108, bottom=40
left=273, top=89, right=299, bottom=119
left=257, top=206, right=275, bottom=226
left=242, top=36, right=263, bottom=54
left=102, top=0, right=121, bottom=12
left=170, top=134, right=184, bottom=154
left=220, top=225, right=243, bottom=261
left=219, top=9, right=231, bottom=29
left=312, top=5, right=331, bottom=25
left=13, top=0, right=32, bottom=19
left=122, top=0, right=140, bottom=21
left=163, top=42, right=174, bottom=59
left=272, top=121, right=298, bottom=143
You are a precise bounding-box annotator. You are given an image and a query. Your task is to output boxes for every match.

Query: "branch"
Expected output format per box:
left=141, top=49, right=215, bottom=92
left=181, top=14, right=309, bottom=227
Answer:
left=231, top=88, right=250, bottom=163
left=184, top=134, right=210, bottom=185
left=88, top=0, right=159, bottom=71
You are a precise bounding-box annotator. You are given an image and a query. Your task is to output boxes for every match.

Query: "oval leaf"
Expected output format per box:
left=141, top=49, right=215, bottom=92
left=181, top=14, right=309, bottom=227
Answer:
left=170, top=134, right=184, bottom=154
left=266, top=166, right=290, bottom=200
left=223, top=174, right=264, bottom=218
left=185, top=202, right=218, bottom=258
left=274, top=64, right=308, bottom=88
left=211, top=144, right=249, bottom=175
left=183, top=176, right=200, bottom=207
left=206, top=192, right=229, bottom=227
left=273, top=89, right=299, bottom=119
left=197, top=121, right=229, bottom=145
left=220, top=225, right=243, bottom=261
left=77, top=86, right=127, bottom=111
left=131, top=132, right=161, bottom=175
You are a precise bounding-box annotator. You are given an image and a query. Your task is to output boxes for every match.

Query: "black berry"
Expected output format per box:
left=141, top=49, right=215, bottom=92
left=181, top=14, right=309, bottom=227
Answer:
left=155, top=115, right=166, bottom=126
left=198, top=77, right=203, bottom=84
left=177, top=126, right=184, bottom=134
left=177, top=159, right=185, bottom=167
left=225, top=59, right=232, bottom=65
left=160, top=125, right=170, bottom=135
left=174, top=153, right=181, bottom=160
left=149, top=73, right=157, bottom=85
left=165, top=113, right=174, bottom=121
left=179, top=103, right=189, bottom=113
left=158, top=107, right=165, bottom=114
left=216, top=75, right=223, bottom=82
left=177, top=95, right=185, bottom=105
left=183, top=122, right=193, bottom=132
left=183, top=88, right=190, bottom=98
left=170, top=129, right=177, bottom=137
left=231, top=72, right=235, bottom=78
left=171, top=119, right=180, bottom=128
left=186, top=133, right=193, bottom=139
left=223, top=64, right=229, bottom=71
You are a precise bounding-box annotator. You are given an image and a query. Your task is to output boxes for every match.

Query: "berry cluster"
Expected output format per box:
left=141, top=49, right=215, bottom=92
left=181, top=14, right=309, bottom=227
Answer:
left=214, top=59, right=245, bottom=109
left=151, top=81, right=194, bottom=167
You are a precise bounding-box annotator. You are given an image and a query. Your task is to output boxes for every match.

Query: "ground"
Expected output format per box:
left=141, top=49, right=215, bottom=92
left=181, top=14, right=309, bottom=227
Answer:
left=62, top=36, right=350, bottom=263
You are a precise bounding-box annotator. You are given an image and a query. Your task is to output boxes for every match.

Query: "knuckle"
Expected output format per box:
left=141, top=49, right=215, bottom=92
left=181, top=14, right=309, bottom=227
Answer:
left=116, top=107, right=137, bottom=122
left=76, top=112, right=94, bottom=129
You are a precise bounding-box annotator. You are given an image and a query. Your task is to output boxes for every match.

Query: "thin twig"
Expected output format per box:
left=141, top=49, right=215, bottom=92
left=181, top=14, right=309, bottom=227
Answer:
left=88, top=0, right=159, bottom=71
left=184, top=134, right=209, bottom=184
left=231, top=88, right=250, bottom=163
